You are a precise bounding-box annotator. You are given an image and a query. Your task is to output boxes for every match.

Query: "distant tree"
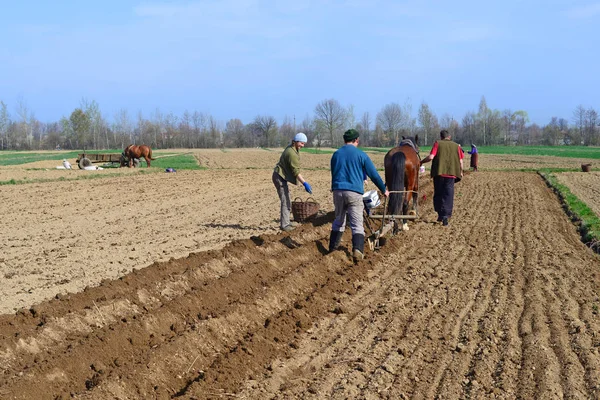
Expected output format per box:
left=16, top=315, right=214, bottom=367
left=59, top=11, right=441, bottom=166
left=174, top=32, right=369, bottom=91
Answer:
left=476, top=96, right=489, bottom=145
left=502, top=109, right=513, bottom=144
left=528, top=123, right=543, bottom=145
left=279, top=115, right=295, bottom=146
left=572, top=105, right=586, bottom=145
left=400, top=99, right=416, bottom=138
left=81, top=99, right=103, bottom=149
left=418, top=102, right=435, bottom=146
left=208, top=115, right=222, bottom=148
left=461, top=112, right=476, bottom=146
left=0, top=101, right=9, bottom=150
left=163, top=112, right=179, bottom=148
left=15, top=99, right=34, bottom=149
left=346, top=104, right=356, bottom=131
left=299, top=115, right=316, bottom=147
left=373, top=123, right=386, bottom=147
left=191, top=111, right=205, bottom=148
left=113, top=109, right=133, bottom=148
left=544, top=117, right=562, bottom=145
left=359, top=112, right=372, bottom=146
left=69, top=108, right=91, bottom=149
left=314, top=98, right=346, bottom=146
left=224, top=118, right=246, bottom=147
left=251, top=115, right=277, bottom=147
left=179, top=110, right=193, bottom=148
left=584, top=107, right=598, bottom=145
left=377, top=103, right=403, bottom=146
left=513, top=111, right=529, bottom=144
left=43, top=123, right=63, bottom=150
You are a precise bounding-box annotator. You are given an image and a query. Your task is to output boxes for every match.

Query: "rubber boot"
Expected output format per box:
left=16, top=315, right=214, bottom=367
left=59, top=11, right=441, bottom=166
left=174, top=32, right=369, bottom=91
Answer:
left=352, top=234, right=365, bottom=262
left=328, top=230, right=343, bottom=253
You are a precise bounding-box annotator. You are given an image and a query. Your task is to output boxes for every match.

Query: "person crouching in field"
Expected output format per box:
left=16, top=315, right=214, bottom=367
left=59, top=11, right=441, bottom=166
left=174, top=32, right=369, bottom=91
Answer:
left=468, top=144, right=478, bottom=171
left=272, top=133, right=313, bottom=232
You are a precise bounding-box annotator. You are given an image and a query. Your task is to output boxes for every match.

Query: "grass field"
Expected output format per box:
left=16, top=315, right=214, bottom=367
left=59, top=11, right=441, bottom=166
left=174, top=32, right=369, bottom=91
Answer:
left=363, top=145, right=600, bottom=159
left=0, top=150, right=201, bottom=170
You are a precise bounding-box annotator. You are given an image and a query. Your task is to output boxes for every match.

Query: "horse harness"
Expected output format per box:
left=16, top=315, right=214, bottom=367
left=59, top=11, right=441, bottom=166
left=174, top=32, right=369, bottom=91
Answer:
left=399, top=138, right=422, bottom=162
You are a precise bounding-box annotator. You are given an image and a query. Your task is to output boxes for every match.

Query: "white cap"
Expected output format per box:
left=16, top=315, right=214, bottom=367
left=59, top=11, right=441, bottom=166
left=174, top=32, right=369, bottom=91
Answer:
left=293, top=132, right=308, bottom=143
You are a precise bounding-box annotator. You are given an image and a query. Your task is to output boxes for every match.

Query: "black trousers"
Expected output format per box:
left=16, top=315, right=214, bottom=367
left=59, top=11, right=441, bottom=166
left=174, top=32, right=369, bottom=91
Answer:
left=433, top=176, right=455, bottom=219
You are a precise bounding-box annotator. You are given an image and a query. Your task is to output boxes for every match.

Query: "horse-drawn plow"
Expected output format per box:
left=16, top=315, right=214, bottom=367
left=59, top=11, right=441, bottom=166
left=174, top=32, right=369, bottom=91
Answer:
left=363, top=189, right=419, bottom=250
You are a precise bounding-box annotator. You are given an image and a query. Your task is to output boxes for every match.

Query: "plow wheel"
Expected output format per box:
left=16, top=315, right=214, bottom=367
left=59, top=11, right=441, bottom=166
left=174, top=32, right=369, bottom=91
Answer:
left=78, top=157, right=92, bottom=169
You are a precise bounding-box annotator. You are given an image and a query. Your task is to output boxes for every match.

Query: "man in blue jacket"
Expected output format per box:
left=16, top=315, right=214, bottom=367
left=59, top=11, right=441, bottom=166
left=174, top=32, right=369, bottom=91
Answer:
left=329, top=129, right=389, bottom=261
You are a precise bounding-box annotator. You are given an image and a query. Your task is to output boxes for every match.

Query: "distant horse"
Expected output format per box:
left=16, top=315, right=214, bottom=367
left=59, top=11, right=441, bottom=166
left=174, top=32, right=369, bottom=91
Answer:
left=121, top=144, right=155, bottom=168
left=383, top=135, right=420, bottom=231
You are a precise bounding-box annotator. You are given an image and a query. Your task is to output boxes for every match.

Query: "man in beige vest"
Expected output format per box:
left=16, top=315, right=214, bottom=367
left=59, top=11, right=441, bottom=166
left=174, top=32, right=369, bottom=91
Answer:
left=420, top=130, right=464, bottom=226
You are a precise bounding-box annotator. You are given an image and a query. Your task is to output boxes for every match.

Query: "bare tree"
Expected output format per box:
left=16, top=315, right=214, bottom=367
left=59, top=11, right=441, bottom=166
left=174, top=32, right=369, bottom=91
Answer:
left=502, top=109, right=513, bottom=145
left=208, top=115, right=222, bottom=148
left=461, top=112, right=476, bottom=145
left=400, top=99, right=415, bottom=138
left=513, top=111, right=529, bottom=145
left=191, top=111, right=205, bottom=148
left=224, top=118, right=246, bottom=147
left=583, top=107, right=598, bottom=145
left=279, top=115, right=295, bottom=146
left=572, top=105, right=586, bottom=145
left=0, top=101, right=9, bottom=150
left=81, top=99, right=103, bottom=149
left=418, top=102, right=436, bottom=146
left=113, top=109, right=133, bottom=148
left=69, top=108, right=91, bottom=149
left=477, top=96, right=489, bottom=145
left=359, top=112, right=372, bottom=146
left=180, top=110, right=192, bottom=148
left=251, top=115, right=278, bottom=147
left=544, top=117, right=562, bottom=145
left=377, top=103, right=403, bottom=146
left=314, top=98, right=346, bottom=147
left=16, top=98, right=33, bottom=149
left=346, top=104, right=356, bottom=130
left=299, top=115, right=316, bottom=147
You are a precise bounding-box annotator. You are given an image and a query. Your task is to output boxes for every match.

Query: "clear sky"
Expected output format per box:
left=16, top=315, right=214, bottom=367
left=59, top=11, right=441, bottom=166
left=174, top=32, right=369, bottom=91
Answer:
left=1, top=0, right=598, bottom=126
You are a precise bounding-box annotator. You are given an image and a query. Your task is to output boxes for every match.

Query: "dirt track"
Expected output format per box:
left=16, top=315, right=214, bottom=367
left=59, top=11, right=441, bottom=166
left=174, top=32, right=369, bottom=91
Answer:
left=2, top=158, right=600, bottom=398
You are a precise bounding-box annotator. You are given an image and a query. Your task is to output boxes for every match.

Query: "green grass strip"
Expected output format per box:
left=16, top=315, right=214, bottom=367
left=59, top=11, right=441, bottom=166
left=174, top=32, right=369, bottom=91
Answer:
left=361, top=145, right=599, bottom=159
left=539, top=171, right=600, bottom=248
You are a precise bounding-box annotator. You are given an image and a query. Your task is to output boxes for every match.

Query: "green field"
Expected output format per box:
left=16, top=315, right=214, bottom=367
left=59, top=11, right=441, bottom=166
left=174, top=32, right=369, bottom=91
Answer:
left=363, top=145, right=600, bottom=159
left=0, top=150, right=202, bottom=170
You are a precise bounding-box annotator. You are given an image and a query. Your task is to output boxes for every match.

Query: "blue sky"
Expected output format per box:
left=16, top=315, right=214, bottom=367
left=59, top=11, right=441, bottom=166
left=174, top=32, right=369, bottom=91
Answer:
left=1, top=0, right=598, bottom=125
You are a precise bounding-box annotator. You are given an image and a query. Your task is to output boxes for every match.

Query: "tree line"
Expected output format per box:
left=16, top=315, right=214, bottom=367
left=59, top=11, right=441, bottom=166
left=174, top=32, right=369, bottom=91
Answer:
left=0, top=96, right=598, bottom=151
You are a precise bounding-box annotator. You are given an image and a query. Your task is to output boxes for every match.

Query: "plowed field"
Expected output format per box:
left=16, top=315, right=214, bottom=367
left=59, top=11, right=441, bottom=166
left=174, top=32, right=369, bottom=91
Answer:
left=1, top=149, right=600, bottom=399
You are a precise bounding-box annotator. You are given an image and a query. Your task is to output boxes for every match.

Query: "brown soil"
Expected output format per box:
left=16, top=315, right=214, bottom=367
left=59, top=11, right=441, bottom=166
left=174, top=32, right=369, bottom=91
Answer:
left=1, top=150, right=600, bottom=399
left=556, top=171, right=600, bottom=218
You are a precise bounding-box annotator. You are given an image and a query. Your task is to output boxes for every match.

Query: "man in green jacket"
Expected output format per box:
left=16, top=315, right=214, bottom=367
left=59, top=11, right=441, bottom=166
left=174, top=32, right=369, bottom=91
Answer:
left=420, top=130, right=464, bottom=226
left=273, top=133, right=313, bottom=232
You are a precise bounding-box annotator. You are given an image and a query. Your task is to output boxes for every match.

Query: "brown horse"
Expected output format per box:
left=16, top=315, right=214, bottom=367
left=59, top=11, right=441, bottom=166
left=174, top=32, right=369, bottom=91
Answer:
left=383, top=135, right=420, bottom=231
left=121, top=144, right=155, bottom=168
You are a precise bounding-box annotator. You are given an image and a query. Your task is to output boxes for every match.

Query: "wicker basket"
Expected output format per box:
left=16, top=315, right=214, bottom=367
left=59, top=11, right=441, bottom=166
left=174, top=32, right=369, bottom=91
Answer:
left=291, top=197, right=320, bottom=222
left=582, top=163, right=592, bottom=172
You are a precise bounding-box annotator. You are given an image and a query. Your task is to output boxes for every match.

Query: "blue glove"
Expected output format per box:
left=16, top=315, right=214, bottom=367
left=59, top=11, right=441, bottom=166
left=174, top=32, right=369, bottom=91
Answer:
left=303, top=181, right=312, bottom=194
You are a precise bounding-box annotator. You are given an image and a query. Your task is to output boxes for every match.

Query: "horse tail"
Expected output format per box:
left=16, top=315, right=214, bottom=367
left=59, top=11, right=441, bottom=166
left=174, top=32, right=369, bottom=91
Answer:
left=388, top=151, right=405, bottom=215
left=148, top=148, right=156, bottom=160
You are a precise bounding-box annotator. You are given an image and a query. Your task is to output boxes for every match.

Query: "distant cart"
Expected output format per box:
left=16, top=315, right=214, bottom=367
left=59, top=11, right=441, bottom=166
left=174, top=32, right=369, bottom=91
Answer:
left=76, top=153, right=125, bottom=169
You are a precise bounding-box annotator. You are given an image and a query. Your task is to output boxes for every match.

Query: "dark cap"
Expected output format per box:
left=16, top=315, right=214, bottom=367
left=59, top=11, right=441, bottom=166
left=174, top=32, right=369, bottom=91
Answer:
left=343, top=129, right=360, bottom=142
